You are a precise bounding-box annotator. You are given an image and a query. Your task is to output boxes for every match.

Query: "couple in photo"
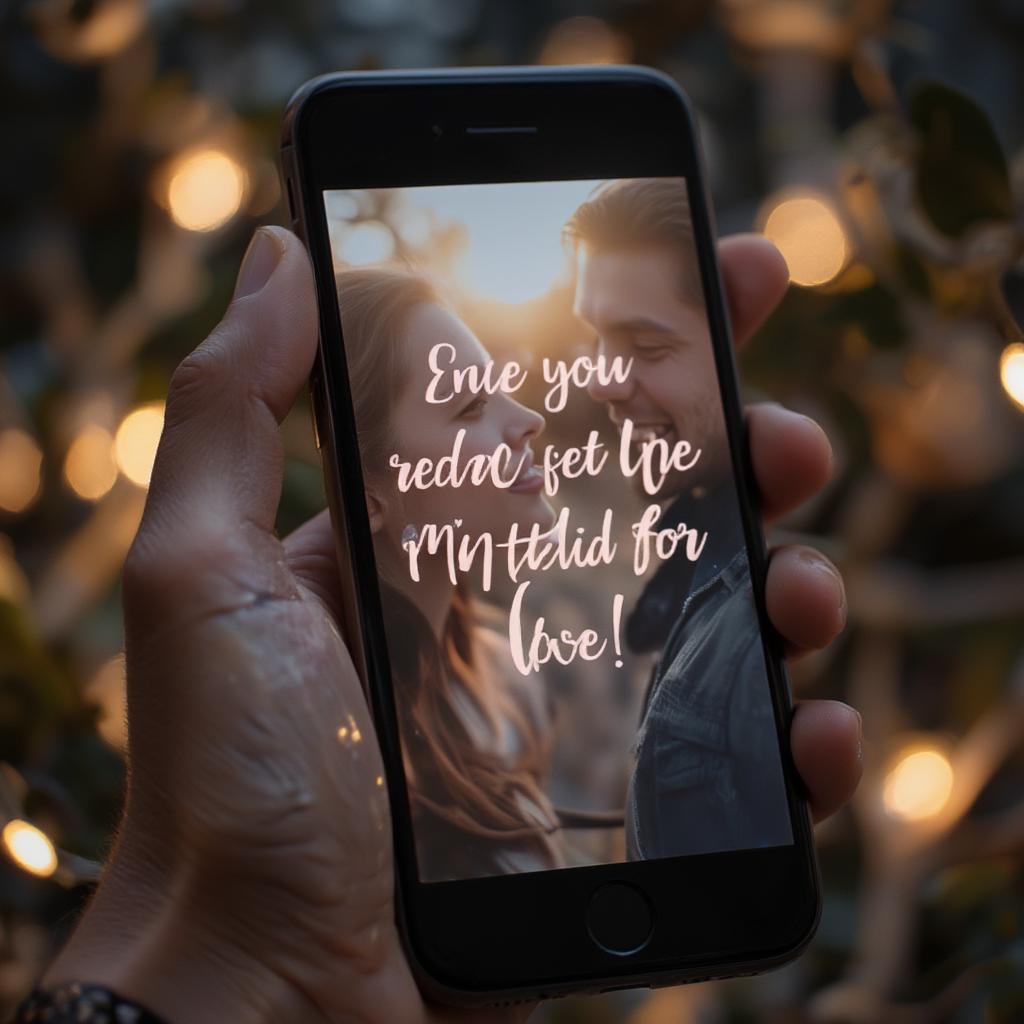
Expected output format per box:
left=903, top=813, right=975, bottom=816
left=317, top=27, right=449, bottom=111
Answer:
left=335, top=178, right=791, bottom=882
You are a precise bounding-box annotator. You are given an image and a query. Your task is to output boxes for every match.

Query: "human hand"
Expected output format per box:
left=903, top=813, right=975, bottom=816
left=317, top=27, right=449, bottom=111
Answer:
left=42, top=228, right=859, bottom=1024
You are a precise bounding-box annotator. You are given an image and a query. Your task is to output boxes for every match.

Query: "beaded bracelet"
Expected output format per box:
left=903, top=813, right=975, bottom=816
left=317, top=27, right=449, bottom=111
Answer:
left=13, top=983, right=166, bottom=1023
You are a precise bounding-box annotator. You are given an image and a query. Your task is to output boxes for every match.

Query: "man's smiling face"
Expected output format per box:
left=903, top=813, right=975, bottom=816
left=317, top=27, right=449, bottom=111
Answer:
left=573, top=242, right=728, bottom=501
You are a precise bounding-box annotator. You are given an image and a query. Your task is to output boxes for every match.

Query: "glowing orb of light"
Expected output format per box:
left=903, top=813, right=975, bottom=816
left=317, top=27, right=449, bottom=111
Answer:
left=762, top=192, right=848, bottom=287
left=114, top=402, right=165, bottom=488
left=882, top=746, right=954, bottom=822
left=2, top=820, right=58, bottom=878
left=64, top=424, right=118, bottom=501
left=0, top=429, right=43, bottom=514
left=167, top=149, right=246, bottom=232
left=1000, top=342, right=1024, bottom=412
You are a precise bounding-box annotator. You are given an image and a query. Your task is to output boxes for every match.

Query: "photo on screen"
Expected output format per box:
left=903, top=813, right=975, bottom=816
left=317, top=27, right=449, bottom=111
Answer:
left=323, top=178, right=793, bottom=882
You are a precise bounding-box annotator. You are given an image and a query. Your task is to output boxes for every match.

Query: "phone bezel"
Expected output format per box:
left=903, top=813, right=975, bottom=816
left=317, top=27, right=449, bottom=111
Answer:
left=282, top=66, right=820, bottom=1003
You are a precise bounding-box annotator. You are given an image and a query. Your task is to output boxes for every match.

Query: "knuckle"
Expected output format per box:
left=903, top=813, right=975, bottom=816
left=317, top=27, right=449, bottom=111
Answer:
left=122, top=520, right=244, bottom=615
left=167, top=344, right=221, bottom=410
left=166, top=325, right=239, bottom=418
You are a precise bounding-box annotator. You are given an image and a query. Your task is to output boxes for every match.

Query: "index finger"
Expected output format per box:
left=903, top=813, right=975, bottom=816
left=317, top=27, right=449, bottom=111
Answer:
left=718, top=234, right=790, bottom=347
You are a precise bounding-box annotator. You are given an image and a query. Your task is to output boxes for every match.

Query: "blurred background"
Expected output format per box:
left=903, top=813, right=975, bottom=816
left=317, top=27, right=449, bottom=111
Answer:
left=2, top=1, right=1023, bottom=1021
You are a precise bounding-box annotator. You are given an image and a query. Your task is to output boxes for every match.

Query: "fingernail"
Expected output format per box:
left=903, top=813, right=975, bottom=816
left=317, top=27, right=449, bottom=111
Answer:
left=799, top=548, right=847, bottom=622
left=790, top=408, right=834, bottom=468
left=235, top=228, right=282, bottom=299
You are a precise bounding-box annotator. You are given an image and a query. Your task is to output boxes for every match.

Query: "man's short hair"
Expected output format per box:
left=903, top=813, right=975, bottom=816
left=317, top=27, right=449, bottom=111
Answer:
left=563, top=177, right=703, bottom=304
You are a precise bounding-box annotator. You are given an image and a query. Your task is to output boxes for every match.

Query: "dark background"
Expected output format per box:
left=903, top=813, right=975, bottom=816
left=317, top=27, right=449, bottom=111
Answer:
left=1, top=1, right=1023, bottom=1021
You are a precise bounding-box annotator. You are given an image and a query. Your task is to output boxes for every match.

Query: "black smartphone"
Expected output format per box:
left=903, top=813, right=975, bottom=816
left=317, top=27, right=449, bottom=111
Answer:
left=280, top=65, right=819, bottom=1004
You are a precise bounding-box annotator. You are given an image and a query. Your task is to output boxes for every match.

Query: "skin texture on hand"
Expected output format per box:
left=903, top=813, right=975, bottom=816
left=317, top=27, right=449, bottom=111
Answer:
left=43, top=228, right=861, bottom=1024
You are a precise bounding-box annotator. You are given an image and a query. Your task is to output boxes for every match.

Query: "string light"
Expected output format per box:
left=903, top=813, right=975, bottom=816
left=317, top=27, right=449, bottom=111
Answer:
left=165, top=149, right=247, bottom=232
left=2, top=820, right=58, bottom=878
left=882, top=745, right=955, bottom=822
left=64, top=424, right=118, bottom=501
left=0, top=429, right=43, bottom=514
left=1000, top=342, right=1024, bottom=411
left=114, top=402, right=165, bottom=488
left=761, top=191, right=848, bottom=287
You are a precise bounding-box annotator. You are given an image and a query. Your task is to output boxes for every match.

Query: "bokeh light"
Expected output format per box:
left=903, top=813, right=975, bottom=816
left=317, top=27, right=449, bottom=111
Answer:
left=761, top=191, right=848, bottom=287
left=337, top=221, right=395, bottom=266
left=2, top=820, right=58, bottom=878
left=114, top=402, right=165, bottom=488
left=64, top=425, right=118, bottom=501
left=0, top=429, right=43, bottom=514
left=31, top=0, right=146, bottom=63
left=1000, top=342, right=1024, bottom=411
left=883, top=746, right=955, bottom=822
left=537, top=16, right=632, bottom=65
left=165, top=149, right=247, bottom=232
left=85, top=654, right=127, bottom=751
left=395, top=180, right=598, bottom=304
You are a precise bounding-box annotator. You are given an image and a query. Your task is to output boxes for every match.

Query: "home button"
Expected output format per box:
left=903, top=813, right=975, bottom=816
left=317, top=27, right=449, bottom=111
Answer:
left=586, top=882, right=654, bottom=955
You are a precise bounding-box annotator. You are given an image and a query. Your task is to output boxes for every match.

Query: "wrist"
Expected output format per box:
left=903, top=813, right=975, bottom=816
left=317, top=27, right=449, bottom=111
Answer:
left=43, top=852, right=325, bottom=1024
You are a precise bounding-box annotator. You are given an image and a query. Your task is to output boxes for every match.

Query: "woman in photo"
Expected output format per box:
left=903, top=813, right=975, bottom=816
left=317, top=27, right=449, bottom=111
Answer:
left=336, top=265, right=562, bottom=882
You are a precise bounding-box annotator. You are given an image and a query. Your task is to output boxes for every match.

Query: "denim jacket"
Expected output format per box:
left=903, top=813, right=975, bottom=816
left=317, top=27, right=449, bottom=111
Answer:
left=625, top=487, right=792, bottom=860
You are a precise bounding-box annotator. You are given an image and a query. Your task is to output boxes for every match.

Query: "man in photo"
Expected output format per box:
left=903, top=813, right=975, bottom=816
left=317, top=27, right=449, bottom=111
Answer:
left=565, top=178, right=808, bottom=859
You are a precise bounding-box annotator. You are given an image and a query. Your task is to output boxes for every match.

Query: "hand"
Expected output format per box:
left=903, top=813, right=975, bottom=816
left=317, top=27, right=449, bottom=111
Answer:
left=43, top=228, right=860, bottom=1024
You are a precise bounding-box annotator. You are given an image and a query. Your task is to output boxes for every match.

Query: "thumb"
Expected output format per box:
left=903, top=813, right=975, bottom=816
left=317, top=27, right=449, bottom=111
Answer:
left=145, top=226, right=318, bottom=536
left=123, top=227, right=318, bottom=636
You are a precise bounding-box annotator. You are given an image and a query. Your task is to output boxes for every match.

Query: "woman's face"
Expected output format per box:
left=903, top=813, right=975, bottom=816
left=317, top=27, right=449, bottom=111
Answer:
left=375, top=302, right=555, bottom=551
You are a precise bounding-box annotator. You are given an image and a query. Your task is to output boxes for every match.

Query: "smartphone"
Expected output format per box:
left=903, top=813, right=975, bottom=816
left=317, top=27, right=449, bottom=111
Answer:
left=280, top=65, right=819, bottom=1004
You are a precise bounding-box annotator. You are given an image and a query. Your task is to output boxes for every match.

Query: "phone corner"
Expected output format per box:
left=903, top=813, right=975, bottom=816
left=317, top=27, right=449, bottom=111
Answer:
left=280, top=72, right=356, bottom=151
left=396, top=925, right=493, bottom=1009
left=778, top=853, right=824, bottom=967
left=615, top=65, right=698, bottom=123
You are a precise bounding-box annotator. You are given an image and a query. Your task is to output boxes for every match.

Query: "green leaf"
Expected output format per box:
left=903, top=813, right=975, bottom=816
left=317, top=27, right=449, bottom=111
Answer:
left=910, top=79, right=1014, bottom=238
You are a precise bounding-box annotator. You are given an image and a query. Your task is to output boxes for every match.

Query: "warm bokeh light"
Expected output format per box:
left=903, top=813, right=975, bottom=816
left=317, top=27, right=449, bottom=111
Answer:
left=883, top=746, right=955, bottom=822
left=32, top=0, right=145, bottom=63
left=114, top=402, right=165, bottom=488
left=537, top=16, right=632, bottom=65
left=166, top=149, right=246, bottom=232
left=337, top=717, right=363, bottom=744
left=720, top=0, right=846, bottom=56
left=761, top=191, right=848, bottom=287
left=64, top=424, right=118, bottom=501
left=85, top=654, right=127, bottom=751
left=410, top=180, right=599, bottom=304
left=1000, top=342, right=1024, bottom=411
left=2, top=820, right=58, bottom=878
left=337, top=221, right=395, bottom=266
left=0, top=429, right=43, bottom=514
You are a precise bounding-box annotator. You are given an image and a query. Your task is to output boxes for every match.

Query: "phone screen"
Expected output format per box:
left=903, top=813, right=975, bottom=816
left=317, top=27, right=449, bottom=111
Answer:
left=322, top=177, right=793, bottom=883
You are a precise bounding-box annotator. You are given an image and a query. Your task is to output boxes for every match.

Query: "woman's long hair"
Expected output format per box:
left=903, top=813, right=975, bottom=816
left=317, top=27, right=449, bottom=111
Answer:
left=335, top=265, right=557, bottom=855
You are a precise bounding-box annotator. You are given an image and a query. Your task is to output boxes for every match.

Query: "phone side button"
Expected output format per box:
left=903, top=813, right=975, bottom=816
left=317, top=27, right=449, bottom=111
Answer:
left=585, top=882, right=654, bottom=957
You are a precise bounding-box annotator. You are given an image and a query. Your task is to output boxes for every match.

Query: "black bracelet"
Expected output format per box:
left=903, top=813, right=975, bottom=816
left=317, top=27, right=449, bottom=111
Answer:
left=12, top=983, right=167, bottom=1023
